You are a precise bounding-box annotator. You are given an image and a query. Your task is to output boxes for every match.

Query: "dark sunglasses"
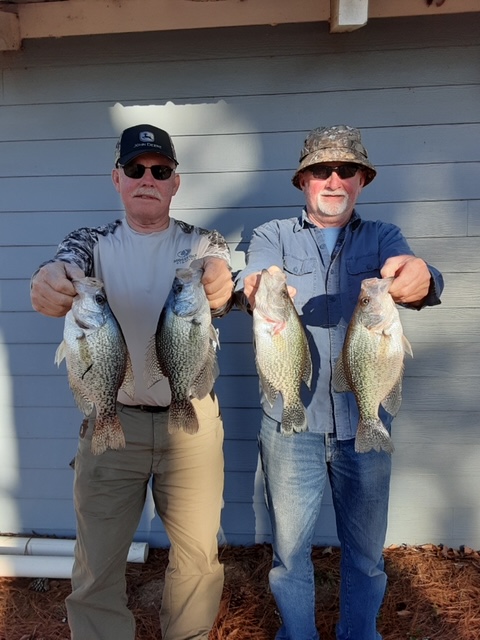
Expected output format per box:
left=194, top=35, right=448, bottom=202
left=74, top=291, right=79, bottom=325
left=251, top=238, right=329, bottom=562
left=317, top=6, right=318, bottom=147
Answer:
left=121, top=162, right=175, bottom=181
left=308, top=163, right=360, bottom=180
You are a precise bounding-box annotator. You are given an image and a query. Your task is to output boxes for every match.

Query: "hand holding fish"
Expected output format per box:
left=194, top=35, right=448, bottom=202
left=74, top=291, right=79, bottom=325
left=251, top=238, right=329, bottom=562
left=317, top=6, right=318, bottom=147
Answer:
left=201, top=257, right=234, bottom=310
left=31, top=261, right=85, bottom=318
left=333, top=277, right=413, bottom=454
left=146, top=265, right=220, bottom=434
left=244, top=266, right=297, bottom=309
left=381, top=255, right=431, bottom=305
left=55, top=277, right=134, bottom=455
left=252, top=269, right=312, bottom=435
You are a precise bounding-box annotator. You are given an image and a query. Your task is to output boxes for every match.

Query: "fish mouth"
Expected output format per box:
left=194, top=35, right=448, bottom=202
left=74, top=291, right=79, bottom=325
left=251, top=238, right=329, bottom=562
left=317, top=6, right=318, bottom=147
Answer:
left=382, top=276, right=395, bottom=290
left=72, top=277, right=104, bottom=296
left=361, top=277, right=395, bottom=296
left=73, top=315, right=95, bottom=330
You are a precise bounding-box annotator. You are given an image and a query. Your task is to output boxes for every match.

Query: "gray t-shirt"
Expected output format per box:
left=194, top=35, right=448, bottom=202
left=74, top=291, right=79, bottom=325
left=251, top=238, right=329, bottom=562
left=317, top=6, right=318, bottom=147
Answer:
left=40, top=217, right=231, bottom=406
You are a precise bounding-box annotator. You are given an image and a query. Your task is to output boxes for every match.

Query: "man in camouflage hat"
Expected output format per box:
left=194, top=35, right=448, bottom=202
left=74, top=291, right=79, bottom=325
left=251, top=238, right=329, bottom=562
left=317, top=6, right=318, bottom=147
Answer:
left=292, top=124, right=376, bottom=188
left=236, top=125, right=444, bottom=639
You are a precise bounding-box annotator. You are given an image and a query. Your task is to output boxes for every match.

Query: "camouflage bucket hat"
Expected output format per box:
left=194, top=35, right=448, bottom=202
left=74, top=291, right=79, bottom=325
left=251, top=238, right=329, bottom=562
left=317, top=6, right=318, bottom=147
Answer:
left=292, top=125, right=376, bottom=189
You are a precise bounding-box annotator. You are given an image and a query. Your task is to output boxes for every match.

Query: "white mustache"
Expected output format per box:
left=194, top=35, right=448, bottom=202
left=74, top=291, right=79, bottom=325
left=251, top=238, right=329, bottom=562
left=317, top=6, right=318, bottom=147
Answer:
left=133, top=187, right=162, bottom=200
left=319, top=190, right=348, bottom=197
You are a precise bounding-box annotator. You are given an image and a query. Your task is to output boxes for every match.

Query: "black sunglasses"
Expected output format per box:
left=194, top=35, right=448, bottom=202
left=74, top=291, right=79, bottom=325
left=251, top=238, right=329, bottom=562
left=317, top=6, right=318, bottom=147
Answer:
left=121, top=162, right=175, bottom=181
left=308, top=163, right=360, bottom=180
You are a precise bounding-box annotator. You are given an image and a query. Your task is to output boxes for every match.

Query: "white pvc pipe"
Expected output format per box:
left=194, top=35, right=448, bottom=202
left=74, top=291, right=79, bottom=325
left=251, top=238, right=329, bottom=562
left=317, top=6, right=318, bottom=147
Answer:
left=0, top=537, right=149, bottom=563
left=0, top=554, right=75, bottom=578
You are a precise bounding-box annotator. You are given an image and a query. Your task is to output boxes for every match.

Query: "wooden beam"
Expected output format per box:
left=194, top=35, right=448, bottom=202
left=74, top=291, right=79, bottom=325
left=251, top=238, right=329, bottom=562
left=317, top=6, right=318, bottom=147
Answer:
left=0, top=0, right=476, bottom=49
left=330, top=0, right=368, bottom=33
left=0, top=9, right=20, bottom=50
left=16, top=0, right=330, bottom=40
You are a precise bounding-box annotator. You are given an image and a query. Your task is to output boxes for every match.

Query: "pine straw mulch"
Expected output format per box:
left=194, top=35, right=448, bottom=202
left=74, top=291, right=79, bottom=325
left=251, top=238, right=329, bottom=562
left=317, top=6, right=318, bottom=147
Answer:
left=1, top=543, right=480, bottom=640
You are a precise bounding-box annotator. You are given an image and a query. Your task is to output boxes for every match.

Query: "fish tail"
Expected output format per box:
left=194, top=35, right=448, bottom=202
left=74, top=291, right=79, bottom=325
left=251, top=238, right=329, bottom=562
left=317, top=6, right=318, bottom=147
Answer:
left=91, top=414, right=126, bottom=455
left=355, top=419, right=395, bottom=454
left=281, top=400, right=308, bottom=436
left=168, top=398, right=199, bottom=435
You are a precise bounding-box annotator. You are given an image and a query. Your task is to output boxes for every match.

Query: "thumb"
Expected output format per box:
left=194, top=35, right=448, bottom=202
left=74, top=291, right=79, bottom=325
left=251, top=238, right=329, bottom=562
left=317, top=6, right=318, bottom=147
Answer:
left=381, top=255, right=407, bottom=279
left=63, top=262, right=86, bottom=282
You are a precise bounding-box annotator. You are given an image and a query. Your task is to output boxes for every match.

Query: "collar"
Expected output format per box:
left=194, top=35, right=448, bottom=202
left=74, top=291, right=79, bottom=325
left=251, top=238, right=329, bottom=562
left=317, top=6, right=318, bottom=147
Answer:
left=297, top=208, right=362, bottom=231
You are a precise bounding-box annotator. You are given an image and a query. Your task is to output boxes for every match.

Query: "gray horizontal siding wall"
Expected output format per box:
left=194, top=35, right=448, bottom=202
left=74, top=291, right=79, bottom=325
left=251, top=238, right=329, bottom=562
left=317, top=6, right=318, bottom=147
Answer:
left=0, top=13, right=479, bottom=548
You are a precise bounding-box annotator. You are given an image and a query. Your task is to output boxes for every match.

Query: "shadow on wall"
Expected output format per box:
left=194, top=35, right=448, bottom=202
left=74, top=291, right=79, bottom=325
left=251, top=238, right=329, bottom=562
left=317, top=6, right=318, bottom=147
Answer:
left=109, top=100, right=271, bottom=545
left=107, top=103, right=475, bottom=547
left=0, top=335, right=21, bottom=532
left=10, top=99, right=470, bottom=548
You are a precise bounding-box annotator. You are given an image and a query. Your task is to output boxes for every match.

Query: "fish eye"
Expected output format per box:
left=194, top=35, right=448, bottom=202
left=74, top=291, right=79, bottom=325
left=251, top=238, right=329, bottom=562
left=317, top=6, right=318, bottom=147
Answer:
left=95, top=294, right=106, bottom=305
left=361, top=296, right=370, bottom=306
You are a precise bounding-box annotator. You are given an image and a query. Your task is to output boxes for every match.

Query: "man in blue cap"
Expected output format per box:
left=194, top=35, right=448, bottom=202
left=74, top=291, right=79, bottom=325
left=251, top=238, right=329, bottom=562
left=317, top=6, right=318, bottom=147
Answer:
left=31, top=124, right=234, bottom=640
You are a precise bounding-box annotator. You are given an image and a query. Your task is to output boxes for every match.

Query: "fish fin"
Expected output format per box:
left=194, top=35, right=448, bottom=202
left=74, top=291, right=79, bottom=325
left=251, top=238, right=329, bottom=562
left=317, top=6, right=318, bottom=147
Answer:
left=403, top=335, right=413, bottom=358
left=168, top=399, right=199, bottom=435
left=73, top=394, right=93, bottom=416
left=54, top=341, right=67, bottom=366
left=68, top=378, right=94, bottom=416
left=76, top=334, right=94, bottom=370
left=381, top=377, right=403, bottom=416
left=355, top=419, right=395, bottom=454
left=190, top=344, right=219, bottom=399
left=257, top=370, right=278, bottom=408
left=91, top=414, right=126, bottom=456
left=253, top=333, right=279, bottom=407
left=332, top=354, right=352, bottom=393
left=271, top=320, right=287, bottom=336
left=144, top=335, right=166, bottom=388
left=210, top=325, right=221, bottom=351
left=120, top=352, right=135, bottom=400
left=302, top=346, right=313, bottom=390
left=281, top=400, right=308, bottom=435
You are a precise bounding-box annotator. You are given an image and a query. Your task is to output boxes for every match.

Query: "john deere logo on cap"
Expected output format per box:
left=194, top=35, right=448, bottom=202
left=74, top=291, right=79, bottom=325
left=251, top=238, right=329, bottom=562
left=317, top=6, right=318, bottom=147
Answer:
left=139, top=131, right=155, bottom=143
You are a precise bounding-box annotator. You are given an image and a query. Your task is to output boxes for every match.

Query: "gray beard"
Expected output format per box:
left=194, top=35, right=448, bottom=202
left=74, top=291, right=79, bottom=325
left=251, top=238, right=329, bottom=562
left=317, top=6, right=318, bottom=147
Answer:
left=317, top=194, right=349, bottom=217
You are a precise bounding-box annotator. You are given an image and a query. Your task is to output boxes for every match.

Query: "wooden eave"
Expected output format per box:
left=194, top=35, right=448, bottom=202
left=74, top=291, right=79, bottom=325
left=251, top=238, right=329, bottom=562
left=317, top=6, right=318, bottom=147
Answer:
left=0, top=0, right=479, bottom=51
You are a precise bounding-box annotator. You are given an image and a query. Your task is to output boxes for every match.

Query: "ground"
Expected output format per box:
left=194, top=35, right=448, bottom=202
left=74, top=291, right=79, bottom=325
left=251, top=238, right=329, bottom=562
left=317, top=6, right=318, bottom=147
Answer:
left=1, top=543, right=480, bottom=639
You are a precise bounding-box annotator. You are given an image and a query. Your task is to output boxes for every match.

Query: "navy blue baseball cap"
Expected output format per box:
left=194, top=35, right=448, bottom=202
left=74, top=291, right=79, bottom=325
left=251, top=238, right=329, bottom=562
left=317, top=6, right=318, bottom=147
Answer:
left=115, top=124, right=178, bottom=167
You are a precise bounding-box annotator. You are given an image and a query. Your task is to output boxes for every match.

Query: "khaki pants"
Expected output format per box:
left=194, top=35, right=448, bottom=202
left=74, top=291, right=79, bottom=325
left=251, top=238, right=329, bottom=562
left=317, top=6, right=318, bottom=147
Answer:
left=66, top=394, right=225, bottom=640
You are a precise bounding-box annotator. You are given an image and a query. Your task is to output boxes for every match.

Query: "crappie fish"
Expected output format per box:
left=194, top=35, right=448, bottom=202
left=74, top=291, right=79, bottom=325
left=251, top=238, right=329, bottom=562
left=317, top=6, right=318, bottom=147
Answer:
left=146, top=262, right=220, bottom=434
left=333, top=277, right=413, bottom=454
left=253, top=269, right=312, bottom=435
left=55, top=277, right=134, bottom=455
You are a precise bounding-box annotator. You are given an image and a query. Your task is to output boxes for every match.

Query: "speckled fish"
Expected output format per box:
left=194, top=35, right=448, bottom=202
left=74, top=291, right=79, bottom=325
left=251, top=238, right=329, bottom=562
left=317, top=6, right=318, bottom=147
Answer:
left=55, top=277, right=134, bottom=455
left=333, top=277, right=413, bottom=454
left=253, top=269, right=312, bottom=435
left=146, top=262, right=219, bottom=434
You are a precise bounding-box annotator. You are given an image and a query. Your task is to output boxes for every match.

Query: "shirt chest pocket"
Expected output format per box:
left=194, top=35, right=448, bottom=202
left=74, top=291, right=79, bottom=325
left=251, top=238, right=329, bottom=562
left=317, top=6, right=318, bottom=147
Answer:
left=283, top=255, right=317, bottom=308
left=346, top=253, right=381, bottom=298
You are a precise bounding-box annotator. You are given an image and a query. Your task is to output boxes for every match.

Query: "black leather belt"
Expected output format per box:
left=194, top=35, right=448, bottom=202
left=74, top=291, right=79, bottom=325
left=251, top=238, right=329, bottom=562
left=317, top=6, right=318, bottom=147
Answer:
left=125, top=404, right=170, bottom=413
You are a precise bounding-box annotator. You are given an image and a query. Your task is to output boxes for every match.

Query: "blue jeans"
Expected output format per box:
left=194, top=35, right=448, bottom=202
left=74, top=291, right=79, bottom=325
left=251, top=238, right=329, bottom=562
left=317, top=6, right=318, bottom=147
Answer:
left=259, top=413, right=391, bottom=640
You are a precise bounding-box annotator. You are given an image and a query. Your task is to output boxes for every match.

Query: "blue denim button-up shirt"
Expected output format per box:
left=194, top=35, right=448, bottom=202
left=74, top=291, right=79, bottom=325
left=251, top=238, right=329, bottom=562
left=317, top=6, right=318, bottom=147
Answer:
left=237, top=209, right=443, bottom=440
